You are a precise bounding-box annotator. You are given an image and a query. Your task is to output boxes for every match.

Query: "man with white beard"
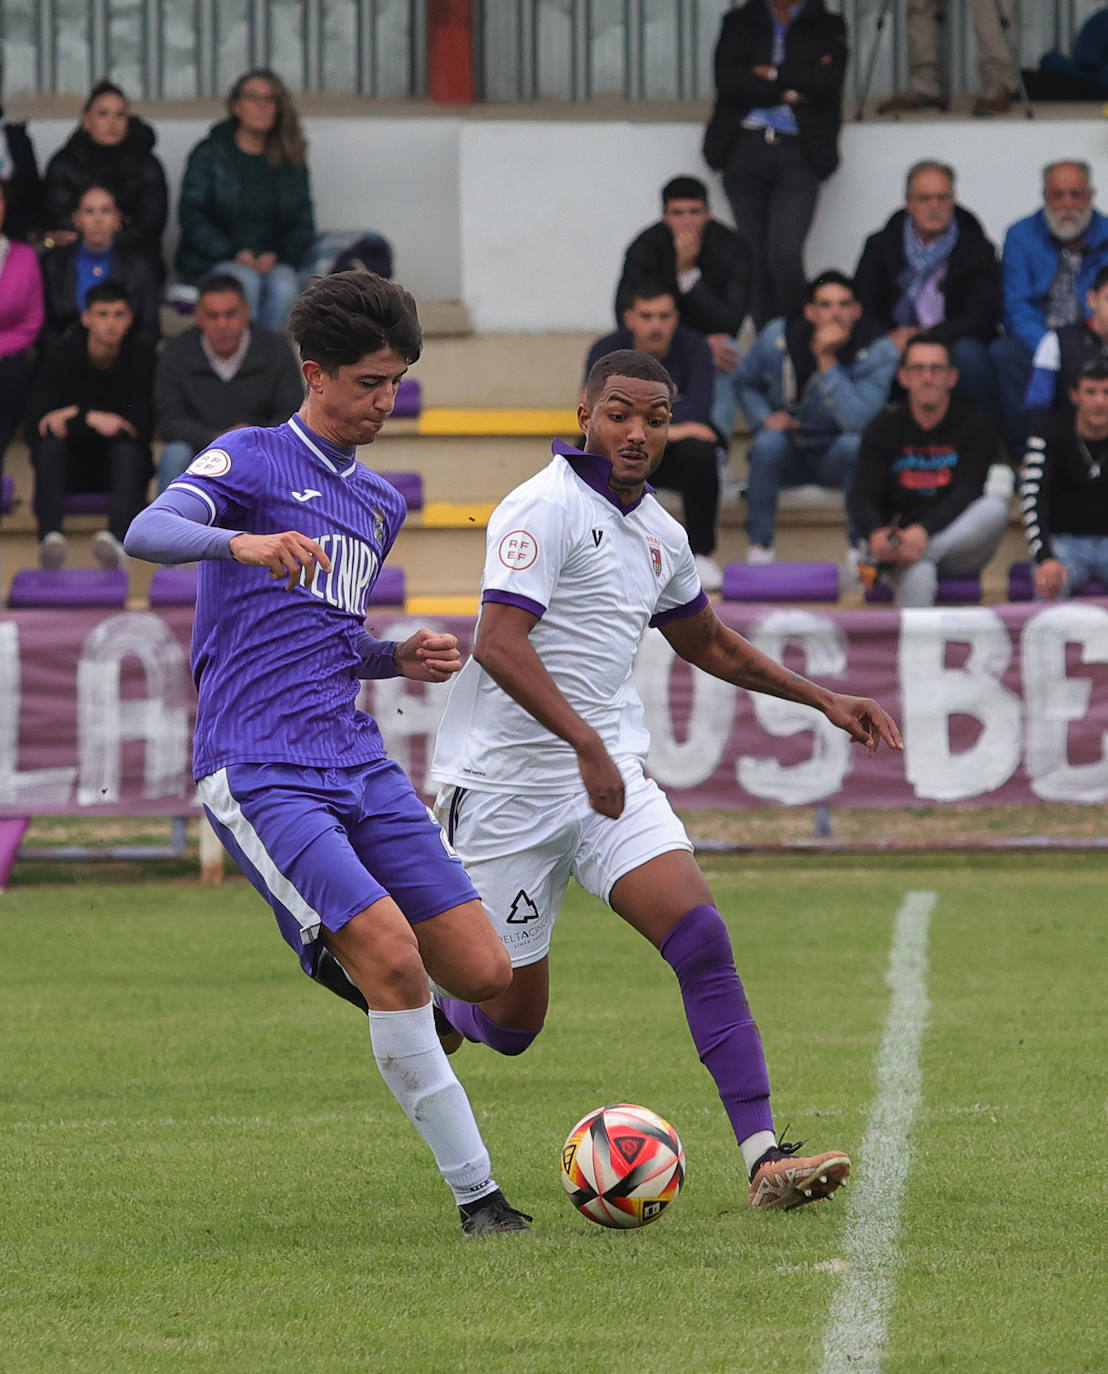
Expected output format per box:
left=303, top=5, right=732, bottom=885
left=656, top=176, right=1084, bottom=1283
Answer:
left=998, top=160, right=1108, bottom=459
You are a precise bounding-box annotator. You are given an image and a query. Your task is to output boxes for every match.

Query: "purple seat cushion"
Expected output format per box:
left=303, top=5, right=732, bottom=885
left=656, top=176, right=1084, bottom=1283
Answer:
left=864, top=575, right=982, bottom=605
left=721, top=560, right=840, bottom=602
left=8, top=569, right=128, bottom=608
left=64, top=491, right=111, bottom=515
left=379, top=471, right=424, bottom=510
left=367, top=566, right=405, bottom=605
left=1007, top=561, right=1033, bottom=602
left=392, top=378, right=422, bottom=420
left=148, top=564, right=199, bottom=606
left=0, top=474, right=13, bottom=515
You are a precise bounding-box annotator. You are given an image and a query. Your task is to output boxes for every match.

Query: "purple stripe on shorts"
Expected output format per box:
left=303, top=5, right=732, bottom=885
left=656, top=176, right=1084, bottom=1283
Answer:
left=482, top=588, right=547, bottom=619
left=650, top=590, right=709, bottom=628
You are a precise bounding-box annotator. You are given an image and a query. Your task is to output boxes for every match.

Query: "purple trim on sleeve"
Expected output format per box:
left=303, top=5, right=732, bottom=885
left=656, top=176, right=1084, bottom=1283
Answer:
left=551, top=437, right=654, bottom=516
left=354, top=628, right=401, bottom=679
left=482, top=588, right=547, bottom=620
left=649, top=590, right=710, bottom=629
left=123, top=489, right=240, bottom=564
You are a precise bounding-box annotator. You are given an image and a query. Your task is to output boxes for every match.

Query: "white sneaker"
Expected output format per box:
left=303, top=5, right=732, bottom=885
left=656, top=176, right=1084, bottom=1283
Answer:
left=92, top=529, right=126, bottom=570
left=746, top=545, right=775, bottom=565
left=843, top=543, right=865, bottom=587
left=39, top=531, right=67, bottom=569
left=694, top=554, right=724, bottom=592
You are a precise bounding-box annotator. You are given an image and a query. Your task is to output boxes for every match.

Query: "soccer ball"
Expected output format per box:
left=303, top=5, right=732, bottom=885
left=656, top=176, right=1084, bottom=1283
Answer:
left=560, top=1103, right=685, bottom=1228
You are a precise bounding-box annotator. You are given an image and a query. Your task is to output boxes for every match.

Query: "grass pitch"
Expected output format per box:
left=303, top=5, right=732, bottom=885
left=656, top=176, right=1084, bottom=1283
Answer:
left=1, top=856, right=1105, bottom=1373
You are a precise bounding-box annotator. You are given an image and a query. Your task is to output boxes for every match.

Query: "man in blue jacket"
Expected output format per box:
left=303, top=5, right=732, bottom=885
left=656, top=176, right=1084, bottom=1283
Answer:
left=714, top=270, right=898, bottom=563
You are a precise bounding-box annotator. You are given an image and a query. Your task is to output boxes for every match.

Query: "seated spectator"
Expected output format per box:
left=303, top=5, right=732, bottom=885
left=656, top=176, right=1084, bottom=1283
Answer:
left=849, top=333, right=1010, bottom=609
left=176, top=69, right=315, bottom=331
left=0, top=108, right=41, bottom=241
left=615, top=175, right=750, bottom=374
left=1024, top=6, right=1108, bottom=102
left=1001, top=160, right=1108, bottom=456
left=41, top=182, right=159, bottom=346
left=1021, top=359, right=1108, bottom=600
left=27, top=280, right=154, bottom=569
left=155, top=272, right=304, bottom=491
left=718, top=269, right=898, bottom=563
left=0, top=180, right=45, bottom=477
left=585, top=281, right=725, bottom=590
left=1025, top=264, right=1108, bottom=429
left=42, top=80, right=167, bottom=282
left=853, top=160, right=1023, bottom=441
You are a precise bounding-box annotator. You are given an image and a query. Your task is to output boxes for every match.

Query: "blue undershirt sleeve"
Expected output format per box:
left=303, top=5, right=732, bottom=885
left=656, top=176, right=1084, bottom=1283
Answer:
left=353, top=627, right=402, bottom=679
left=123, top=488, right=242, bottom=564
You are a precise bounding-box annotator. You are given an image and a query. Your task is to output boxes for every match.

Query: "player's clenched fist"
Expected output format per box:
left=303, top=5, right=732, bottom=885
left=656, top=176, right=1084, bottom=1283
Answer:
left=229, top=530, right=332, bottom=590
left=395, top=629, right=463, bottom=683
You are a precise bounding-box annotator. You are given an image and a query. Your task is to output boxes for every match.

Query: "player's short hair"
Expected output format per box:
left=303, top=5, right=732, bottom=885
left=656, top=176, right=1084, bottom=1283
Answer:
left=901, top=330, right=951, bottom=365
left=84, top=279, right=132, bottom=310
left=197, top=272, right=247, bottom=301
left=584, top=349, right=676, bottom=404
left=288, top=270, right=422, bottom=371
left=662, top=175, right=708, bottom=206
left=905, top=159, right=955, bottom=196
left=622, top=278, right=677, bottom=309
left=806, top=269, right=855, bottom=301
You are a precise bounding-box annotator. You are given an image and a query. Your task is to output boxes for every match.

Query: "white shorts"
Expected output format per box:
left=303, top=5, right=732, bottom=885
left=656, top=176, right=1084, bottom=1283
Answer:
left=434, top=771, right=692, bottom=967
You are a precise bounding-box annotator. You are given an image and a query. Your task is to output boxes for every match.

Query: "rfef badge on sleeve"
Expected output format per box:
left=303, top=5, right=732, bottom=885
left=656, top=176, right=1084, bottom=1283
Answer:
left=498, top=529, right=539, bottom=571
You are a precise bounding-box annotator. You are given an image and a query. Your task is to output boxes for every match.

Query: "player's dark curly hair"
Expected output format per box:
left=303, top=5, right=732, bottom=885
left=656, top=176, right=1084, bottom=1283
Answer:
left=584, top=349, right=676, bottom=404
left=288, top=271, right=423, bottom=372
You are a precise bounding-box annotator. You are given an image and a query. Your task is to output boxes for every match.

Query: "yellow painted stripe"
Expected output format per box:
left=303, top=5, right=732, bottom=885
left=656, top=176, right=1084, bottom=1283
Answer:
left=417, top=407, right=578, bottom=436
left=405, top=594, right=481, bottom=616
left=420, top=501, right=494, bottom=527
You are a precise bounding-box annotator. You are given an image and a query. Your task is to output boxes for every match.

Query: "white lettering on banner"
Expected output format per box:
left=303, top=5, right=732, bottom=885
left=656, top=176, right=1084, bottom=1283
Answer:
left=738, top=610, right=851, bottom=804
left=359, top=619, right=450, bottom=794
left=76, top=614, right=191, bottom=806
left=0, top=621, right=77, bottom=805
left=900, top=608, right=1022, bottom=801
left=1022, top=603, right=1108, bottom=802
left=635, top=628, right=735, bottom=789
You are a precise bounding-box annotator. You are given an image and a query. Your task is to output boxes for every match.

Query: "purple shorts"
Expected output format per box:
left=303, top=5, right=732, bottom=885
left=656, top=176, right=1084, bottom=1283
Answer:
left=197, top=759, right=480, bottom=975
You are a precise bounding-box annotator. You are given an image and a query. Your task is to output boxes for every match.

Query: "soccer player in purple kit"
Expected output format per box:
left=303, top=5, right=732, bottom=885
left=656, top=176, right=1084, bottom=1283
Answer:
left=124, top=271, right=532, bottom=1238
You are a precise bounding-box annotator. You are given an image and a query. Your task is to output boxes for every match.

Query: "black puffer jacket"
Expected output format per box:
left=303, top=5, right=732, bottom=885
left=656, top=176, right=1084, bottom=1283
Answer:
left=42, top=116, right=168, bottom=280
left=703, top=0, right=847, bottom=180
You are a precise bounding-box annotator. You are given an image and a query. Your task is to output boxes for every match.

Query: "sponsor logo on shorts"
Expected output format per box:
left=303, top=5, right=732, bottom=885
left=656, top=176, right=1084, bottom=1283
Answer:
left=498, top=529, right=538, bottom=571
left=187, top=448, right=232, bottom=477
left=507, top=889, right=539, bottom=923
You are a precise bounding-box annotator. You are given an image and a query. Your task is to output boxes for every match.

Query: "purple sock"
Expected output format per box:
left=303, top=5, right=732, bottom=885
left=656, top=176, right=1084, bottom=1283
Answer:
left=435, top=995, right=540, bottom=1057
left=660, top=904, right=774, bottom=1145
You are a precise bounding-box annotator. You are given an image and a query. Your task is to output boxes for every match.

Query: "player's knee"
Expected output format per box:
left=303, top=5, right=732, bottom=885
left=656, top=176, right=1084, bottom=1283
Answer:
left=660, top=905, right=734, bottom=978
left=458, top=941, right=513, bottom=1003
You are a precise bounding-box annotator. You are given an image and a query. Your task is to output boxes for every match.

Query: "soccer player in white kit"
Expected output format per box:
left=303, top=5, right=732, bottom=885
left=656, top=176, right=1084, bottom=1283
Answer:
left=431, top=349, right=903, bottom=1210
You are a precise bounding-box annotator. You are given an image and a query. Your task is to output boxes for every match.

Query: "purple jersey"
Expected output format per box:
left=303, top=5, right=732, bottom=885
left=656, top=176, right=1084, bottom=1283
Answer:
left=167, top=416, right=407, bottom=778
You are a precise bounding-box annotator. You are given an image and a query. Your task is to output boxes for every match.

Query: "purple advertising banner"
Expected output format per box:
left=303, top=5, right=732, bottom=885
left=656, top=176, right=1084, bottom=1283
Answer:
left=3, top=600, right=1108, bottom=816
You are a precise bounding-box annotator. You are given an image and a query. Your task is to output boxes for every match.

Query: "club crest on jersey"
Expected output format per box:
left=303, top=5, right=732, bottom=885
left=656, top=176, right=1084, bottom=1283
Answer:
left=645, top=535, right=663, bottom=577
left=372, top=508, right=386, bottom=545
left=187, top=448, right=231, bottom=477
left=498, top=529, right=538, bottom=571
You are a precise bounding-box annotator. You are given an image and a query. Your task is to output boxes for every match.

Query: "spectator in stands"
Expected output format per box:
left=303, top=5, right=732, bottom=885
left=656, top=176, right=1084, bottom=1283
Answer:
left=877, top=0, right=1020, bottom=117
left=42, top=80, right=167, bottom=282
left=0, top=108, right=41, bottom=241
left=1025, top=264, right=1108, bottom=429
left=585, top=282, right=725, bottom=590
left=177, top=69, right=315, bottom=331
left=853, top=160, right=1023, bottom=438
left=1000, top=160, right=1108, bottom=460
left=154, top=272, right=304, bottom=491
left=41, top=182, right=160, bottom=346
left=615, top=175, right=750, bottom=375
left=718, top=269, right=897, bottom=564
left=0, top=180, right=45, bottom=478
left=849, top=333, right=1010, bottom=608
left=703, top=0, right=847, bottom=329
left=1021, top=358, right=1108, bottom=600
left=27, top=279, right=154, bottom=570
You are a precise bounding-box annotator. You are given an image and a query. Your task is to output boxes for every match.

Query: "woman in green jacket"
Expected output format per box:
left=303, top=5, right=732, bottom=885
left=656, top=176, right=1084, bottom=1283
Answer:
left=176, top=69, right=314, bottom=330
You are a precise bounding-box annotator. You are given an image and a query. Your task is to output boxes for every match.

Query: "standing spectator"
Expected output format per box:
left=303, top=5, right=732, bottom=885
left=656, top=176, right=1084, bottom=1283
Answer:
left=42, top=80, right=167, bottom=282
left=849, top=333, right=1010, bottom=608
left=1025, top=267, right=1108, bottom=429
left=1021, top=359, right=1108, bottom=600
left=176, top=69, right=315, bottom=332
left=41, top=183, right=160, bottom=346
left=155, top=273, right=304, bottom=491
left=615, top=175, right=751, bottom=374
left=703, top=0, right=847, bottom=328
left=0, top=108, right=41, bottom=241
left=27, top=280, right=154, bottom=570
left=853, top=159, right=1022, bottom=435
left=718, top=269, right=897, bottom=563
left=0, top=180, right=45, bottom=477
left=877, top=1, right=1021, bottom=117
left=586, top=283, right=724, bottom=590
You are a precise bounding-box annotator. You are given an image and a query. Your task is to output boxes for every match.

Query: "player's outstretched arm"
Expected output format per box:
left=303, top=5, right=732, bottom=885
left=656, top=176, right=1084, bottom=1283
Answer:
left=661, top=605, right=902, bottom=757
left=475, top=602, right=625, bottom=817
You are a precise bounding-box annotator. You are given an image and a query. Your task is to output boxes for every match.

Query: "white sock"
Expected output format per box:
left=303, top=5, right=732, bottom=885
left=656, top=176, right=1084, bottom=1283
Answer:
left=368, top=1001, right=499, bottom=1206
left=740, top=1130, right=778, bottom=1174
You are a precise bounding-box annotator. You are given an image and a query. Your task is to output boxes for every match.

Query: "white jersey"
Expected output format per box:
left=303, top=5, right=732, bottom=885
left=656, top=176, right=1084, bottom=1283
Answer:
left=431, top=441, right=706, bottom=793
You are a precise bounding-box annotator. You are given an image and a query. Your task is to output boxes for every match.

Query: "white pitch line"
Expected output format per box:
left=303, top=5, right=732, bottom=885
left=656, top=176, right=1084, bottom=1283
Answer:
left=819, top=889, right=936, bottom=1374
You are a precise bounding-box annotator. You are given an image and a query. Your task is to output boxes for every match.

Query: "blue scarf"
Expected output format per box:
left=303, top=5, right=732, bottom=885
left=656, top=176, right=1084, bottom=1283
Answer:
left=893, top=216, right=959, bottom=327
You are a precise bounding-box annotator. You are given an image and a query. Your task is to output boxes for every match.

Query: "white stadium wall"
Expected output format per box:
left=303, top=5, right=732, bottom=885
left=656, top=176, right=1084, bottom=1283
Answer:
left=23, top=110, right=1108, bottom=332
